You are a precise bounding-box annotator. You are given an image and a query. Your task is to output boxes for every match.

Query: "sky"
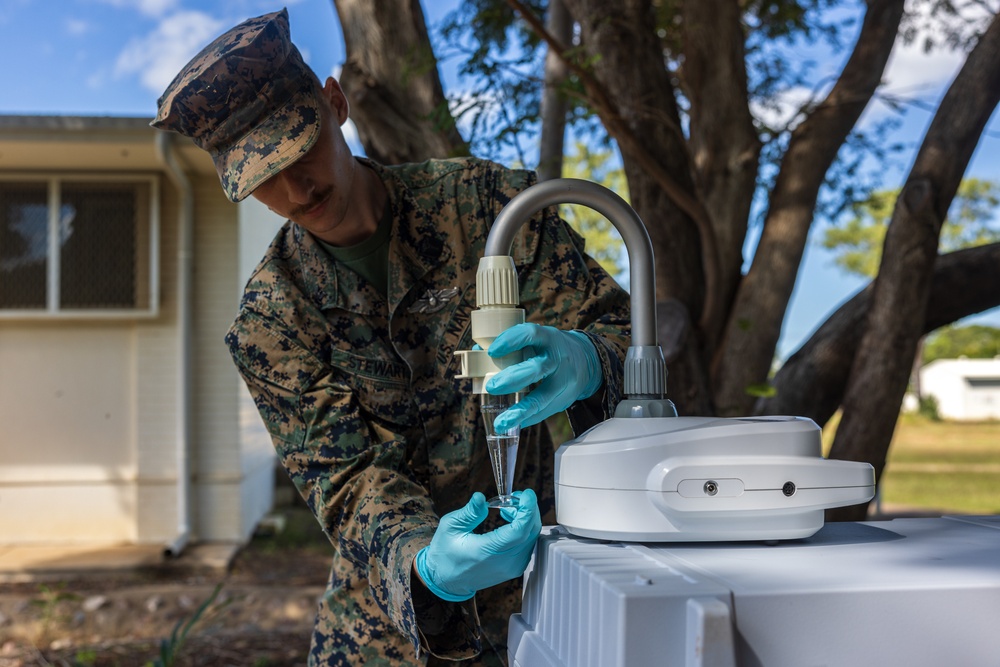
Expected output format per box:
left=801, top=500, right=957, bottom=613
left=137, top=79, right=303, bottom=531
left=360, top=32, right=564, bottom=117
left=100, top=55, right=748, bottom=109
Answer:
left=1, top=0, right=997, bottom=357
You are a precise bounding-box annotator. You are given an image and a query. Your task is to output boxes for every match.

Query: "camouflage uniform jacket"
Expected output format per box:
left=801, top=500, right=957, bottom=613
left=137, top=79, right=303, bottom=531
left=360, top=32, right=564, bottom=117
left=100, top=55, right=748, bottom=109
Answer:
left=226, top=157, right=631, bottom=666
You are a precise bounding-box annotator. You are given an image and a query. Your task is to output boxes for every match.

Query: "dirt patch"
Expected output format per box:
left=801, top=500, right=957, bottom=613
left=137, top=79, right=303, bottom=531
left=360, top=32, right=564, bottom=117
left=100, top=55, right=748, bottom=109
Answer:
left=0, top=509, right=332, bottom=667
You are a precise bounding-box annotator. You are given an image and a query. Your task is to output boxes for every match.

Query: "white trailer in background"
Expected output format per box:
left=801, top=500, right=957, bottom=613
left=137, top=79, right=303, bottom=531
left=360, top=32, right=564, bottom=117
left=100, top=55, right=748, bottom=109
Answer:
left=921, top=358, right=1000, bottom=421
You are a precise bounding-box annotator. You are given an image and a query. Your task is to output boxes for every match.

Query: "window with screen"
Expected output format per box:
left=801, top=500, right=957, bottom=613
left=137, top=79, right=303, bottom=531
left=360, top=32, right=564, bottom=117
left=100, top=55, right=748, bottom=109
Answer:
left=0, top=176, right=158, bottom=316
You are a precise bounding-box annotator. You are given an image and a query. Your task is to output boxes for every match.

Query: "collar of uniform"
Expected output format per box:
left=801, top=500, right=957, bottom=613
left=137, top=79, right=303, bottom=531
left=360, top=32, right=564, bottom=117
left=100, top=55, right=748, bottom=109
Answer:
left=292, top=159, right=452, bottom=316
left=290, top=224, right=381, bottom=315
left=363, top=159, right=454, bottom=315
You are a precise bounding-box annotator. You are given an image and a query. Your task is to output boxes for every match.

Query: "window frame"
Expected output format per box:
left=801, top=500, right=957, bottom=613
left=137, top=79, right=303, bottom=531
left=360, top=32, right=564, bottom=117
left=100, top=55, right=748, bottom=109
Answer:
left=0, top=172, right=160, bottom=319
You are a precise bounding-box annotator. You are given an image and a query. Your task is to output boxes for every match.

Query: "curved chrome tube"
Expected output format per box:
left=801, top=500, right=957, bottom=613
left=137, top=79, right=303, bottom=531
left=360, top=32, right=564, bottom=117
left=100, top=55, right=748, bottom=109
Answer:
left=485, top=178, right=657, bottom=347
left=482, top=178, right=674, bottom=413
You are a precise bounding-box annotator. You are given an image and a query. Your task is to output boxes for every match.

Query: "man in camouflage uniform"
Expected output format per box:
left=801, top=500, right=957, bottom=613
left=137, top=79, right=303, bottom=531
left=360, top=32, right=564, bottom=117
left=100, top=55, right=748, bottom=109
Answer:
left=152, top=9, right=631, bottom=666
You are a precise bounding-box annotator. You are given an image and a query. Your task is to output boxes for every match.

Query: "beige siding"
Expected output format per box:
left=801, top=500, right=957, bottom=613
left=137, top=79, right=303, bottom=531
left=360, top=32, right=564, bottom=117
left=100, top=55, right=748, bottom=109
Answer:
left=0, top=121, right=277, bottom=548
left=134, top=178, right=180, bottom=543
left=236, top=198, right=286, bottom=531
left=0, top=324, right=139, bottom=543
left=192, top=177, right=254, bottom=542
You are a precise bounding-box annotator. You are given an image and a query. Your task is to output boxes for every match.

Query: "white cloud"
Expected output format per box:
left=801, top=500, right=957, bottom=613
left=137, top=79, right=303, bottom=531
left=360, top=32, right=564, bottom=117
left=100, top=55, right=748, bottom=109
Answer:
left=448, top=88, right=503, bottom=141
left=114, top=10, right=226, bottom=95
left=881, top=39, right=963, bottom=100
left=0, top=0, right=31, bottom=26
left=750, top=84, right=818, bottom=133
left=881, top=0, right=998, bottom=100
left=87, top=69, right=108, bottom=91
left=65, top=18, right=91, bottom=36
left=92, top=0, right=178, bottom=18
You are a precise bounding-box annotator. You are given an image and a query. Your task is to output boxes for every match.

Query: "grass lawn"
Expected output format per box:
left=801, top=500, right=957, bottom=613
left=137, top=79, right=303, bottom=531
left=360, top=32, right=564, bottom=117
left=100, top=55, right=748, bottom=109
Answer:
left=824, top=414, right=1000, bottom=515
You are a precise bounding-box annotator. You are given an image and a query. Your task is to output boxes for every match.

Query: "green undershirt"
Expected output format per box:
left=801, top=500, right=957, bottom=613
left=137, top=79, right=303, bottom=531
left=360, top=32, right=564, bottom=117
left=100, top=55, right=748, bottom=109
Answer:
left=317, top=206, right=392, bottom=297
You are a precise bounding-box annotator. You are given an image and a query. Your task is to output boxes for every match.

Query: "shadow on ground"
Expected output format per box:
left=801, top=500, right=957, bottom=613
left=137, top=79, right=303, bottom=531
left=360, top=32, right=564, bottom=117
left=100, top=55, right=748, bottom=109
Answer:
left=0, top=508, right=331, bottom=667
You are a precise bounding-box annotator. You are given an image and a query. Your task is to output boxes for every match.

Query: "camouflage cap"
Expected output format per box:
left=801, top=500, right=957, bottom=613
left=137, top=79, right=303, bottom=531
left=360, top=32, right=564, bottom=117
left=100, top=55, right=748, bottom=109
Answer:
left=151, top=8, right=322, bottom=202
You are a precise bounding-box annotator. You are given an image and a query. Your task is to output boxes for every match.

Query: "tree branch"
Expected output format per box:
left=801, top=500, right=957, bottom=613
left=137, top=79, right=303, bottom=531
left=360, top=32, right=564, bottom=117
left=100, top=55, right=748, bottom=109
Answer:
left=710, top=0, right=906, bottom=417
left=333, top=0, right=467, bottom=162
left=830, top=12, right=1000, bottom=517
left=757, top=242, right=1000, bottom=425
left=506, top=0, right=723, bottom=335
left=537, top=0, right=573, bottom=181
left=682, top=0, right=761, bottom=347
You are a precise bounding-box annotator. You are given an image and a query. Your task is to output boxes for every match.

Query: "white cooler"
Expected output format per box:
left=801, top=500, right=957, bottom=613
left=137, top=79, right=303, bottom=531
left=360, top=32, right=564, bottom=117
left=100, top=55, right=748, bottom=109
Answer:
left=509, top=516, right=1000, bottom=667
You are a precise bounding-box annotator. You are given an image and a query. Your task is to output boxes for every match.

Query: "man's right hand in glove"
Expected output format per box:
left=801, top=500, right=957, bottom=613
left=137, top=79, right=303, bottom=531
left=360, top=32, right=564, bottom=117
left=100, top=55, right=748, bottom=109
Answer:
left=414, top=489, right=542, bottom=602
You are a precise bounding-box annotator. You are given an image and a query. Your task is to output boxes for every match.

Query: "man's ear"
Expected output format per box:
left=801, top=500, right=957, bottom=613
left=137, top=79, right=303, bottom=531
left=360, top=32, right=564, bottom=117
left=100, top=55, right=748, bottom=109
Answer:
left=322, top=77, right=350, bottom=126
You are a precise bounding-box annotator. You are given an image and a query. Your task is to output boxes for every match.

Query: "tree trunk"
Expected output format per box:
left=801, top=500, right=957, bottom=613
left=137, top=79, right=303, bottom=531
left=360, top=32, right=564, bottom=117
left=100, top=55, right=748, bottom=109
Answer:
left=537, top=0, right=573, bottom=182
left=334, top=0, right=1000, bottom=437
left=911, top=337, right=925, bottom=401
left=681, top=0, right=760, bottom=351
left=332, top=0, right=467, bottom=163
left=828, top=13, right=1000, bottom=522
left=757, top=242, right=1000, bottom=425
left=711, top=0, right=905, bottom=417
left=563, top=0, right=714, bottom=415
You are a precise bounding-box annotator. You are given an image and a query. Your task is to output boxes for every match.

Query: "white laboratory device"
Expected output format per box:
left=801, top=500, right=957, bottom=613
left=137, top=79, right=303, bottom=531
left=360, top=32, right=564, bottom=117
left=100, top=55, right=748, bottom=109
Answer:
left=473, top=179, right=875, bottom=543
left=555, top=415, right=875, bottom=542
left=509, top=518, right=1000, bottom=667
left=477, top=181, right=993, bottom=667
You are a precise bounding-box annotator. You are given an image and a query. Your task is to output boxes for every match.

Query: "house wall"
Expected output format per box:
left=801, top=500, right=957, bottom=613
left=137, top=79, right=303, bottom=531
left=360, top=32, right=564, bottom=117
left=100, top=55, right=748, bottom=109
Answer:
left=134, top=180, right=181, bottom=544
left=0, top=122, right=278, bottom=548
left=0, top=165, right=183, bottom=545
left=963, top=381, right=1000, bottom=420
left=921, top=359, right=1000, bottom=421
left=0, top=323, right=141, bottom=542
left=191, top=178, right=275, bottom=543
left=236, top=198, right=287, bottom=535
left=0, top=122, right=176, bottom=545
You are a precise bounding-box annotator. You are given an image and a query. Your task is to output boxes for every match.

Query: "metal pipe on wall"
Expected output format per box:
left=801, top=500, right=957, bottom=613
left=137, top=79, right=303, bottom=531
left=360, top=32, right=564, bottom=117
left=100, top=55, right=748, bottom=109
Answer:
left=155, top=131, right=194, bottom=557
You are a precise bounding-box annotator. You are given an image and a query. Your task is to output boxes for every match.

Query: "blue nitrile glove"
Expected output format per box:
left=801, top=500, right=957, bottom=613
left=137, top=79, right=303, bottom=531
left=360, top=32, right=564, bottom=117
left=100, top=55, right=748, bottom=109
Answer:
left=486, top=323, right=602, bottom=432
left=414, top=489, right=542, bottom=602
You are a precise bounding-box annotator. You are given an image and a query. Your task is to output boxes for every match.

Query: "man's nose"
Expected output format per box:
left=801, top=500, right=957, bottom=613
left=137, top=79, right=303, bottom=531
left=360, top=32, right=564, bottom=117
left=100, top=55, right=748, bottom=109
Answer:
left=282, top=168, right=315, bottom=204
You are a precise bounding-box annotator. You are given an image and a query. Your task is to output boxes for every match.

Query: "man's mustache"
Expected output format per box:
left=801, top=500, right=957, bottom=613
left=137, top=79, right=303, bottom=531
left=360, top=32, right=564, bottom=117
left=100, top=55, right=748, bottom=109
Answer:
left=292, top=186, right=333, bottom=218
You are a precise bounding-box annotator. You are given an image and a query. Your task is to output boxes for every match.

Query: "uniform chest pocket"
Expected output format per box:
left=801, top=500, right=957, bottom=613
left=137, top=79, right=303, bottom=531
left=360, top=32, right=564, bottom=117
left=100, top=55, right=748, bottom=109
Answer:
left=328, top=348, right=413, bottom=427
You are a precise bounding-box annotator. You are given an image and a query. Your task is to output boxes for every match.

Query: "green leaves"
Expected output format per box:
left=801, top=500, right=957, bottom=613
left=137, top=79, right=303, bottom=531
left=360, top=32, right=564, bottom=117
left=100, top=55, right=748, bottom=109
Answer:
left=822, top=178, right=1000, bottom=279
left=559, top=141, right=628, bottom=280
left=924, top=324, right=1000, bottom=364
left=147, top=583, right=227, bottom=667
left=744, top=382, right=777, bottom=398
